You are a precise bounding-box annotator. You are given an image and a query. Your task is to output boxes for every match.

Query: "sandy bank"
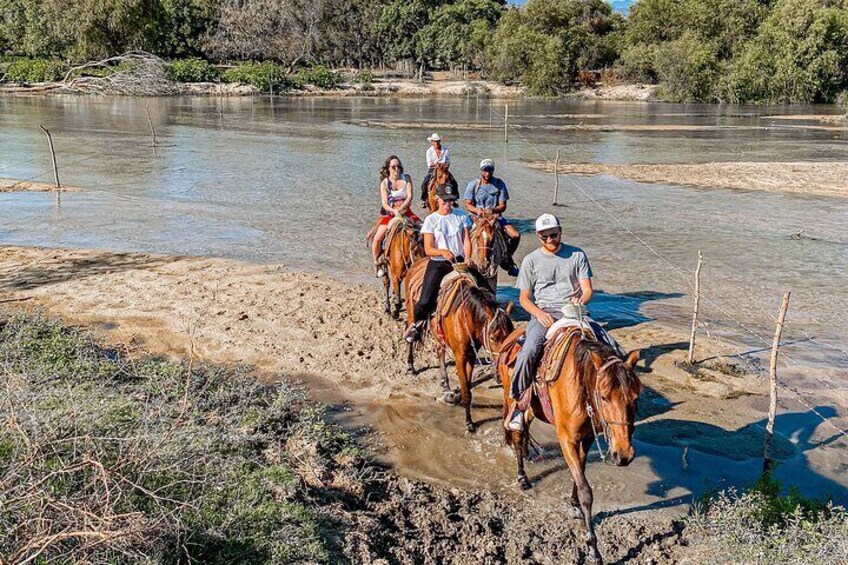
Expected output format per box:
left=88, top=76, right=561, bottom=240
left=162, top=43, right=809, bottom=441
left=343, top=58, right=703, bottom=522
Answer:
left=531, top=161, right=848, bottom=198
left=0, top=177, right=79, bottom=193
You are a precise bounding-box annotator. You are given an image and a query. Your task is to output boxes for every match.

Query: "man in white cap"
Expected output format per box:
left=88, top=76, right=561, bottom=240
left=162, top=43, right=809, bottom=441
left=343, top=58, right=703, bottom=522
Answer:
left=420, top=133, right=457, bottom=205
left=464, top=158, right=521, bottom=276
left=505, top=213, right=623, bottom=431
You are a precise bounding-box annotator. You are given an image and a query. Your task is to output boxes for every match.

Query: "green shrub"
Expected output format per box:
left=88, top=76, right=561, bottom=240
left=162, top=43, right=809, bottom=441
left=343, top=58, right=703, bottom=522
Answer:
left=653, top=32, right=719, bottom=102
left=4, top=58, right=67, bottom=84
left=296, top=65, right=340, bottom=89
left=166, top=58, right=220, bottom=82
left=617, top=43, right=657, bottom=83
left=688, top=474, right=846, bottom=564
left=222, top=61, right=293, bottom=92
left=352, top=68, right=373, bottom=84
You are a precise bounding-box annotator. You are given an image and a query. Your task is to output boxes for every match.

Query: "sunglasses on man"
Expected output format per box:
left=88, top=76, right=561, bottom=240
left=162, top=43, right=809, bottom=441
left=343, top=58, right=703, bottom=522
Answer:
left=538, top=231, right=561, bottom=241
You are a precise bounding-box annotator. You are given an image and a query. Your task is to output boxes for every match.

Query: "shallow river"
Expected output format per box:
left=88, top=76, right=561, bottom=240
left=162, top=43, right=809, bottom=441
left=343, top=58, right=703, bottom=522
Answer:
left=1, top=95, right=846, bottom=499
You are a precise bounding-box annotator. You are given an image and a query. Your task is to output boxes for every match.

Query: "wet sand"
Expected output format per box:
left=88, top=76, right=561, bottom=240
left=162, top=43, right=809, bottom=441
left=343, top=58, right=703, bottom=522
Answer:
left=2, top=244, right=844, bottom=516
left=0, top=178, right=78, bottom=192
left=531, top=161, right=848, bottom=198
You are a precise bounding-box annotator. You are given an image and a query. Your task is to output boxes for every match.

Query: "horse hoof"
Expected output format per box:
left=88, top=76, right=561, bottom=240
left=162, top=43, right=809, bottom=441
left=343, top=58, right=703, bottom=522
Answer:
left=466, top=422, right=477, bottom=433
left=407, top=365, right=416, bottom=375
left=587, top=554, right=603, bottom=564
left=567, top=505, right=583, bottom=520
left=392, top=311, right=400, bottom=320
left=518, top=476, right=532, bottom=490
left=440, top=391, right=461, bottom=405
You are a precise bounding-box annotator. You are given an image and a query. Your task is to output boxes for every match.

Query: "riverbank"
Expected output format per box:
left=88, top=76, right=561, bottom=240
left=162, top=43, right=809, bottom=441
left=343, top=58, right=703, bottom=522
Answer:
left=0, top=247, right=835, bottom=563
left=530, top=161, right=848, bottom=199
left=6, top=244, right=842, bottom=501
left=0, top=78, right=661, bottom=100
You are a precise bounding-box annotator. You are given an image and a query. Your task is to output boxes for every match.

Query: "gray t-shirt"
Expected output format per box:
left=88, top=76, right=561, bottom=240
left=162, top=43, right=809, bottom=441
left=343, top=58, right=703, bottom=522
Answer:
left=516, top=245, right=593, bottom=310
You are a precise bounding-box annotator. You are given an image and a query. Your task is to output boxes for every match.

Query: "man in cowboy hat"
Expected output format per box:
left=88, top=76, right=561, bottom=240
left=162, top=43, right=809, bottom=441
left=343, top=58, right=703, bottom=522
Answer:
left=505, top=213, right=624, bottom=431
left=420, top=132, right=458, bottom=206
left=464, top=158, right=521, bottom=277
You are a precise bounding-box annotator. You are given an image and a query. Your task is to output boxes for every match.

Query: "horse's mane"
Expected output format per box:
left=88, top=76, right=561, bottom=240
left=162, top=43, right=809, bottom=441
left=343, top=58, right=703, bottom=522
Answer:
left=572, top=339, right=641, bottom=403
left=457, top=280, right=513, bottom=336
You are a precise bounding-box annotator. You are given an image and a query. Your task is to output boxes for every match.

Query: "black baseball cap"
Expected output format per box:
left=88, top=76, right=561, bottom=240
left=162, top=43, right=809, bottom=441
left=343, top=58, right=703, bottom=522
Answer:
left=436, top=183, right=459, bottom=201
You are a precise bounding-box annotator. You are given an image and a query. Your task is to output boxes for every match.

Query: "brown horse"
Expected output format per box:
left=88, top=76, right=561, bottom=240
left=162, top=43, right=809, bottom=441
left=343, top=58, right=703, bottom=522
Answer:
left=498, top=327, right=641, bottom=563
left=405, top=258, right=514, bottom=432
left=467, top=212, right=506, bottom=294
left=425, top=162, right=454, bottom=212
left=382, top=217, right=423, bottom=319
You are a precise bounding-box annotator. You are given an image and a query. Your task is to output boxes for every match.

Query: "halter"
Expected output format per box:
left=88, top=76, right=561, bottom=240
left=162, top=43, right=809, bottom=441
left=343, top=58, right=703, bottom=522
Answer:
left=469, top=220, right=503, bottom=279
left=585, top=356, right=632, bottom=462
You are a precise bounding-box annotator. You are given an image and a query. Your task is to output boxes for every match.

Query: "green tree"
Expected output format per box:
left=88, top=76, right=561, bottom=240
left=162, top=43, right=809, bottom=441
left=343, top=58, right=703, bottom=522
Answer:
left=720, top=0, right=848, bottom=102
left=418, top=0, right=504, bottom=70
left=485, top=0, right=617, bottom=95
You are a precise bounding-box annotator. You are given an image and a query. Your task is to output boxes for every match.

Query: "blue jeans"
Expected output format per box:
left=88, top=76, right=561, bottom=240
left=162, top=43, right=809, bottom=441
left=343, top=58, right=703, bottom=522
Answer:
left=509, top=309, right=625, bottom=400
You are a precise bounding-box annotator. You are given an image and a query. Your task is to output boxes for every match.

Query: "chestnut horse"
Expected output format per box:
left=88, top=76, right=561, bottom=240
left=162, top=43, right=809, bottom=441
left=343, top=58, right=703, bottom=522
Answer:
left=405, top=259, right=514, bottom=432
left=498, top=327, right=641, bottom=563
left=382, top=217, right=423, bottom=319
left=424, top=162, right=455, bottom=212
left=467, top=212, right=506, bottom=294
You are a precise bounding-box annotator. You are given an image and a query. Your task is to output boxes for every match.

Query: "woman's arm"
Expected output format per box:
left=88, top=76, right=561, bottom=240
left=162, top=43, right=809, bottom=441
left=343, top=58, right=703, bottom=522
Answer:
left=462, top=226, right=471, bottom=260
left=424, top=233, right=452, bottom=260
left=380, top=179, right=393, bottom=214
left=400, top=176, right=413, bottom=211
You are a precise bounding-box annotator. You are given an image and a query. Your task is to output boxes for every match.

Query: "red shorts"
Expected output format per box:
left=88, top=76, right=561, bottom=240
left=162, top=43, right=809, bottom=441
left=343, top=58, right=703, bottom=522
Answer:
left=379, top=208, right=421, bottom=225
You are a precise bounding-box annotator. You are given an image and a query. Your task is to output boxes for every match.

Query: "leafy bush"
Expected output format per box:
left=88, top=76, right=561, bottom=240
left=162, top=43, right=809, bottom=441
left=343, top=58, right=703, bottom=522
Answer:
left=4, top=58, right=67, bottom=84
left=653, top=32, right=719, bottom=102
left=222, top=61, right=294, bottom=92
left=617, top=43, right=657, bottom=83
left=0, top=314, right=366, bottom=564
left=352, top=68, right=373, bottom=84
left=296, top=65, right=340, bottom=89
left=166, top=57, right=220, bottom=82
left=687, top=474, right=847, bottom=564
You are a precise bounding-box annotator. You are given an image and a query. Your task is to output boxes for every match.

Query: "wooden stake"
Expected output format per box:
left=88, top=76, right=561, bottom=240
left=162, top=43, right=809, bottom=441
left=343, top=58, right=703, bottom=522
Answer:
left=553, top=149, right=560, bottom=205
left=763, top=291, right=791, bottom=474
left=39, top=125, right=60, bottom=191
left=504, top=105, right=509, bottom=144
left=144, top=104, right=157, bottom=148
left=687, top=250, right=703, bottom=364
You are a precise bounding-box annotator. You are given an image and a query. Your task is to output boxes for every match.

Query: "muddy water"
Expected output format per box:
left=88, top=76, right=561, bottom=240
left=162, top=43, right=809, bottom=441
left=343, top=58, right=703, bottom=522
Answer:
left=1, top=95, right=846, bottom=502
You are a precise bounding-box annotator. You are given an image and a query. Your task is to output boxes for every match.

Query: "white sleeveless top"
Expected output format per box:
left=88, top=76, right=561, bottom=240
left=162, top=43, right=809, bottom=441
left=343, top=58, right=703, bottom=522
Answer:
left=385, top=175, right=409, bottom=204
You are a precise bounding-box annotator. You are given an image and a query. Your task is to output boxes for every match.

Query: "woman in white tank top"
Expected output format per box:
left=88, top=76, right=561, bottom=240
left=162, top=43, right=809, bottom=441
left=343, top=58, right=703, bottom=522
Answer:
left=371, top=155, right=421, bottom=277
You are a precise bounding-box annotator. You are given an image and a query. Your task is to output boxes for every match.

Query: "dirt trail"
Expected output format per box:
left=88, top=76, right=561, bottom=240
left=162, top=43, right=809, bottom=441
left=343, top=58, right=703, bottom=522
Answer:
left=3, top=244, right=811, bottom=562
left=529, top=161, right=848, bottom=198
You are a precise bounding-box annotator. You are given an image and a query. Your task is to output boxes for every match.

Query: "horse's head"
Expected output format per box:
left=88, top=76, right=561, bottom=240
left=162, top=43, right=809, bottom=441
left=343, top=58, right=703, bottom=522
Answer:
left=434, top=162, right=451, bottom=183
left=593, top=349, right=642, bottom=467
left=469, top=213, right=501, bottom=279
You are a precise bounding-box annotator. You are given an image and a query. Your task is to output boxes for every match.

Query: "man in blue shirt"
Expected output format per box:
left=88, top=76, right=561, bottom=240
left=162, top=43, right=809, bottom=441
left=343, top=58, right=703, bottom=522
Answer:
left=463, top=158, right=521, bottom=276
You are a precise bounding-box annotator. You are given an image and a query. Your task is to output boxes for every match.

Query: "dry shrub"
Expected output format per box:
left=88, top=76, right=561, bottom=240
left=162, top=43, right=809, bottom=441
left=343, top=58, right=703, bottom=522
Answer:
left=0, top=314, right=367, bottom=564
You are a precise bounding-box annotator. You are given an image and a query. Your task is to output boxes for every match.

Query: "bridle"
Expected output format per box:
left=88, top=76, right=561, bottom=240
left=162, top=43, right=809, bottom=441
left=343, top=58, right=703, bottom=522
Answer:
left=585, top=356, right=634, bottom=462
left=469, top=220, right=502, bottom=279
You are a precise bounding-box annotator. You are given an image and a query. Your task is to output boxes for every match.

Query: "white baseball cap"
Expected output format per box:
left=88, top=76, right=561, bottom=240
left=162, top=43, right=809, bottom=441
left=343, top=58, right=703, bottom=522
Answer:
left=535, top=213, right=561, bottom=232
left=427, top=133, right=442, bottom=142
left=480, top=158, right=495, bottom=170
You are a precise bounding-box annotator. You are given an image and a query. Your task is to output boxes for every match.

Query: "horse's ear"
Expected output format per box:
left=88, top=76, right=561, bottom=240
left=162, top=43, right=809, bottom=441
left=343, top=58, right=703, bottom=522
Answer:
left=624, top=349, right=641, bottom=369
left=504, top=301, right=515, bottom=316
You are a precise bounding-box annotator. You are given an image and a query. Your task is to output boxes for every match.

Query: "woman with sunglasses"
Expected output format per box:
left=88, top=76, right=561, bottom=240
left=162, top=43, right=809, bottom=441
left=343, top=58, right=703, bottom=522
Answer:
left=372, top=155, right=421, bottom=277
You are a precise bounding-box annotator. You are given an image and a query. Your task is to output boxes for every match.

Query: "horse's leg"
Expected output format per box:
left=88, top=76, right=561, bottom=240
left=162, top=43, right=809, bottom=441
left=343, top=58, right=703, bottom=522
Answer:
left=438, top=345, right=459, bottom=404
left=383, top=273, right=391, bottom=314
left=391, top=271, right=403, bottom=320
left=567, top=437, right=592, bottom=520
left=557, top=426, right=602, bottom=563
left=455, top=346, right=476, bottom=433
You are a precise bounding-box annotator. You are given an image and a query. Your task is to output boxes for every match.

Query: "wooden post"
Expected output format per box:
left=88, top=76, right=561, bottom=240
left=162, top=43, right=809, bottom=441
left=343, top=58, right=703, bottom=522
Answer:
left=144, top=104, right=157, bottom=148
left=687, top=250, right=703, bottom=364
left=504, top=105, right=509, bottom=144
left=39, top=125, right=60, bottom=191
left=553, top=149, right=560, bottom=205
left=763, top=291, right=791, bottom=474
